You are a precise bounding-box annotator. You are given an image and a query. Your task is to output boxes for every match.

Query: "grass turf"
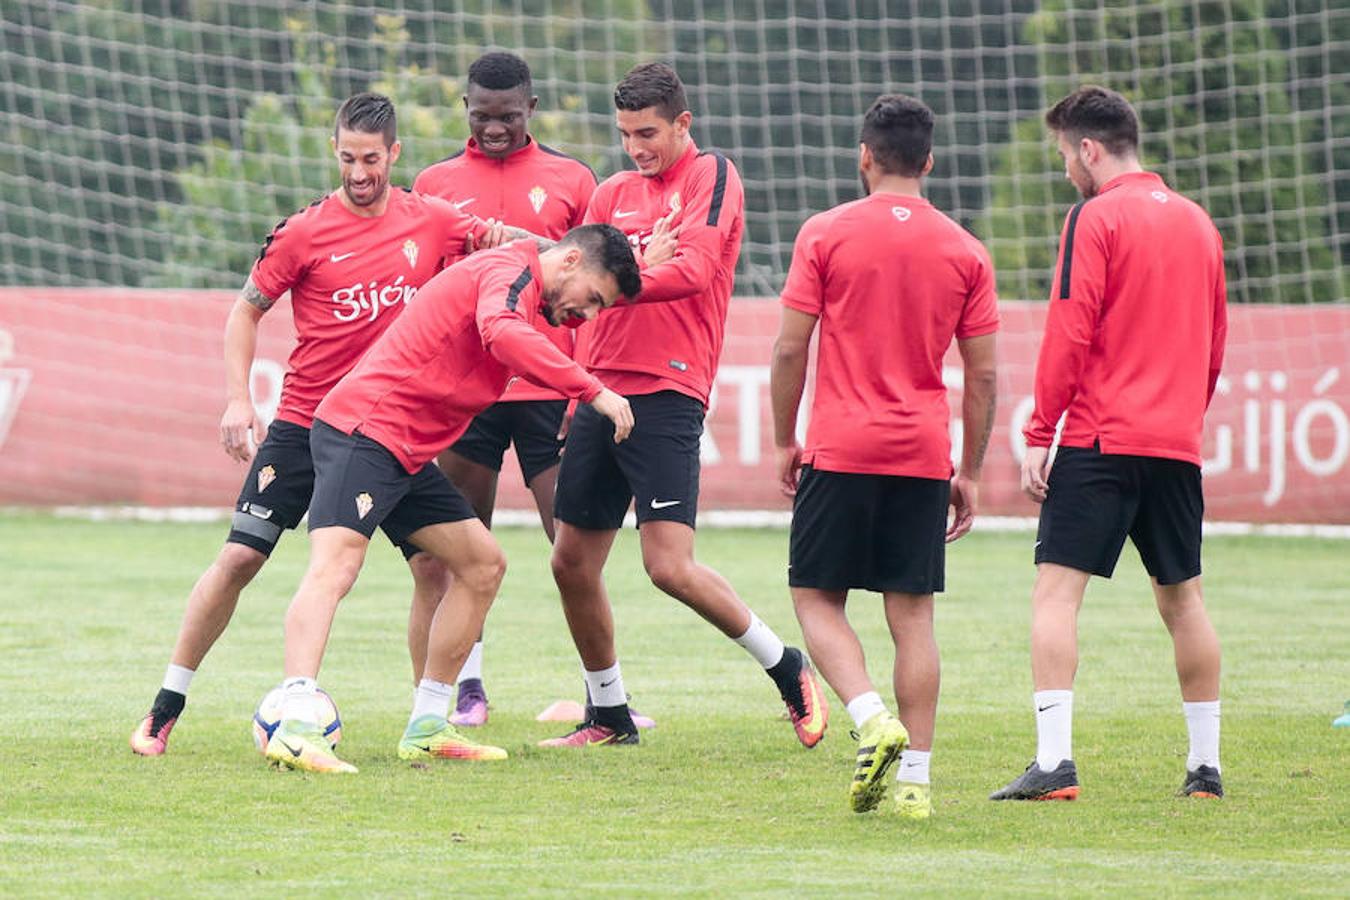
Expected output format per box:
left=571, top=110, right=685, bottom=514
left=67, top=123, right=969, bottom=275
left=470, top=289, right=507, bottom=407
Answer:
left=0, top=512, right=1345, bottom=896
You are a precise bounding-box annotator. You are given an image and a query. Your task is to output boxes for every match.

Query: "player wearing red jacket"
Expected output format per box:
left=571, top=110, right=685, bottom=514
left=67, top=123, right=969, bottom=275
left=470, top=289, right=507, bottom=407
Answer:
left=411, top=52, right=600, bottom=727
left=772, top=95, right=999, bottom=819
left=129, top=93, right=500, bottom=757
left=262, top=227, right=641, bottom=774
left=543, top=63, right=828, bottom=749
left=990, top=87, right=1229, bottom=803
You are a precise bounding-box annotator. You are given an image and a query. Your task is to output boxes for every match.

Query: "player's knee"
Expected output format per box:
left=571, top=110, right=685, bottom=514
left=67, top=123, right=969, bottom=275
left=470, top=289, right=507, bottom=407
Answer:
left=460, top=547, right=507, bottom=597
left=550, top=542, right=591, bottom=587
left=407, top=551, right=451, bottom=596
left=643, top=555, right=691, bottom=597
left=216, top=541, right=267, bottom=584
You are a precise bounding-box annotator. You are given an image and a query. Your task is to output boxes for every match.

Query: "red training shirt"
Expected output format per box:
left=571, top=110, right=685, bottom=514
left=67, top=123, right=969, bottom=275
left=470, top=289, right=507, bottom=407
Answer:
left=578, top=140, right=744, bottom=405
left=315, top=242, right=605, bottom=474
left=414, top=137, right=597, bottom=401
left=1024, top=171, right=1228, bottom=465
left=781, top=192, right=1000, bottom=479
left=249, top=189, right=490, bottom=428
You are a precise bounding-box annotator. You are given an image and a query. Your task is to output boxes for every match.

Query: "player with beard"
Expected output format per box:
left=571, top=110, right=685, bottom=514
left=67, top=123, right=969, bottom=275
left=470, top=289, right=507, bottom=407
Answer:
left=129, top=92, right=506, bottom=756
left=262, top=225, right=641, bottom=773
left=542, top=63, right=827, bottom=749
left=411, top=52, right=655, bottom=730
left=989, top=86, right=1228, bottom=802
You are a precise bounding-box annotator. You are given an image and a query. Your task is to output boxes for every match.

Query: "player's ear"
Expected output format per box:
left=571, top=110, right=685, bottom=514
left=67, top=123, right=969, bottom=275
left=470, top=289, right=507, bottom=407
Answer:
left=922, top=153, right=934, bottom=176
left=388, top=140, right=402, bottom=166
left=528, top=95, right=539, bottom=116
left=673, top=109, right=693, bottom=135
left=858, top=143, right=873, bottom=172
left=329, top=134, right=338, bottom=158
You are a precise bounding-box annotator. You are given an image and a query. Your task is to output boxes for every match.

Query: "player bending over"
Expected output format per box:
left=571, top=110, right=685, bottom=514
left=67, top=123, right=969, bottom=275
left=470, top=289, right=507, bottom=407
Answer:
left=263, top=225, right=641, bottom=774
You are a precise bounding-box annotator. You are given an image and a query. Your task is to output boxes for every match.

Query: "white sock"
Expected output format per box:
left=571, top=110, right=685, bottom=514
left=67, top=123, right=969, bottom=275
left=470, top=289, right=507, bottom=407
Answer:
left=162, top=663, right=194, bottom=695
left=279, top=676, right=318, bottom=725
left=456, top=642, right=484, bottom=683
left=410, top=678, right=454, bottom=724
left=845, top=691, right=888, bottom=729
left=733, top=613, right=786, bottom=669
left=1183, top=700, right=1221, bottom=772
left=584, top=663, right=626, bottom=708
left=898, top=749, right=931, bottom=785
left=1034, top=689, right=1074, bottom=770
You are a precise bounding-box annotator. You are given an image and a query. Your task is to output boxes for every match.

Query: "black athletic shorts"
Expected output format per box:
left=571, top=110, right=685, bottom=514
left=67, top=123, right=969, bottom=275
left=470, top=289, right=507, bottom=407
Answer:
left=1035, top=444, right=1203, bottom=585
left=553, top=391, right=703, bottom=530
left=789, top=466, right=950, bottom=594
left=448, top=399, right=567, bottom=486
left=227, top=419, right=316, bottom=555
left=306, top=419, right=477, bottom=549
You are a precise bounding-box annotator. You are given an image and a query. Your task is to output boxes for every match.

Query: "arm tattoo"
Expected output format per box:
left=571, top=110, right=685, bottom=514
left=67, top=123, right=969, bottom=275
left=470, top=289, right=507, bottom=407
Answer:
left=969, top=384, right=997, bottom=472
left=241, top=277, right=275, bottom=311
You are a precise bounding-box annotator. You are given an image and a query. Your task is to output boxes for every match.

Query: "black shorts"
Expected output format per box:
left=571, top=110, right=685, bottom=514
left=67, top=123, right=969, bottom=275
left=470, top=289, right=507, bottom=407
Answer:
left=789, top=466, right=950, bottom=594
left=1035, top=444, right=1203, bottom=585
left=306, top=419, right=477, bottom=549
left=553, top=391, right=703, bottom=530
left=227, top=419, right=315, bottom=555
left=448, top=399, right=567, bottom=486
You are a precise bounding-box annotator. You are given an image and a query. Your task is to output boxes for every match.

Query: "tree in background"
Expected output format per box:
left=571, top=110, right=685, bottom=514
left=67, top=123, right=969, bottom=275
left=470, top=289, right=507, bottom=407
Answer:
left=980, top=0, right=1346, bottom=303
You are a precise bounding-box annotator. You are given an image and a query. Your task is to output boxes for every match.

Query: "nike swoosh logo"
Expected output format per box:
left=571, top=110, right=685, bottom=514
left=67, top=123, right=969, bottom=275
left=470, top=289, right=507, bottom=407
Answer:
left=799, top=675, right=825, bottom=736
left=1037, top=703, right=1061, bottom=712
left=280, top=740, right=303, bottom=758
left=1034, top=541, right=1042, bottom=549
left=329, top=252, right=355, bottom=263
left=650, top=499, right=681, bottom=509
left=599, top=679, right=617, bottom=688
left=613, top=209, right=638, bottom=219
left=414, top=744, right=431, bottom=753
left=451, top=198, right=476, bottom=209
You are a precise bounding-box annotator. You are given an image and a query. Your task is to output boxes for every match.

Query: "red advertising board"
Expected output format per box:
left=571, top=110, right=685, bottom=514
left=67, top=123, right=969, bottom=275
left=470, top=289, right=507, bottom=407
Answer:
left=1, top=289, right=1347, bottom=522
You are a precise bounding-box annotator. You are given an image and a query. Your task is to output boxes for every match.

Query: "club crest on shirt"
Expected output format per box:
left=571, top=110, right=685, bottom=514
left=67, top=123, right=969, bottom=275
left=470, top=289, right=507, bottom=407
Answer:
left=257, top=464, right=276, bottom=493
left=891, top=205, right=912, bottom=223
left=668, top=192, right=682, bottom=214
left=355, top=492, right=374, bottom=520
left=402, top=240, right=419, bottom=268
left=1151, top=191, right=1169, bottom=203
left=528, top=186, right=547, bottom=214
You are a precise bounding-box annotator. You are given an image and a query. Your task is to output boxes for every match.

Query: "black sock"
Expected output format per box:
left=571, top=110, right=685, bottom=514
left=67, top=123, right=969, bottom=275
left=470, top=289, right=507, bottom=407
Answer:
left=590, top=702, right=636, bottom=734
left=766, top=646, right=803, bottom=691
left=150, top=688, right=186, bottom=723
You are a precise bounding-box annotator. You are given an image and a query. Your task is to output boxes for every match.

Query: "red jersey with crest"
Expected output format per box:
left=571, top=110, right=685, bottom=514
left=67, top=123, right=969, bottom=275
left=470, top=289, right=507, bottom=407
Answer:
left=249, top=189, right=490, bottom=429
left=315, top=241, right=605, bottom=474
left=414, top=138, right=596, bottom=402
left=1024, top=171, right=1228, bottom=465
left=781, top=192, right=1000, bottom=479
left=578, top=140, right=744, bottom=405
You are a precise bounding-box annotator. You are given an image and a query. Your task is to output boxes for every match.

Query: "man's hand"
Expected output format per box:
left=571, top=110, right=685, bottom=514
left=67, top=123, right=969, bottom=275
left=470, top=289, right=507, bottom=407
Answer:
left=947, top=473, right=978, bottom=542
left=466, top=218, right=507, bottom=253
left=775, top=442, right=803, bottom=498
left=641, top=212, right=680, bottom=267
left=589, top=388, right=634, bottom=443
left=220, top=398, right=264, bottom=463
left=1021, top=444, right=1052, bottom=503
left=556, top=400, right=577, bottom=442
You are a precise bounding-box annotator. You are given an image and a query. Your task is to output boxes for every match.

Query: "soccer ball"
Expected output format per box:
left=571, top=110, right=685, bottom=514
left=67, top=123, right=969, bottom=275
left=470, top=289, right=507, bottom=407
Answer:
left=251, top=685, right=343, bottom=754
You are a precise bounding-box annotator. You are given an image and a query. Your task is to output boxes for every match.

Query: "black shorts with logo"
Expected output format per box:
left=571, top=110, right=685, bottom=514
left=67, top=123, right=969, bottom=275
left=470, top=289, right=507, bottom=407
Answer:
left=789, top=466, right=950, bottom=594
left=306, top=419, right=477, bottom=549
left=1035, top=444, right=1203, bottom=585
left=553, top=391, right=703, bottom=530
left=448, top=399, right=567, bottom=486
left=227, top=419, right=316, bottom=555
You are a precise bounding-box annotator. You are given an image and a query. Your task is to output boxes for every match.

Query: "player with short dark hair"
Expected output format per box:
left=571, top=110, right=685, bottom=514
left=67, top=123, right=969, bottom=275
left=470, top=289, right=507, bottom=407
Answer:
left=771, top=93, right=999, bottom=819
left=990, top=85, right=1228, bottom=802
left=263, top=224, right=642, bottom=774
left=128, top=92, right=506, bottom=757
left=542, top=62, right=828, bottom=749
left=411, top=51, right=611, bottom=728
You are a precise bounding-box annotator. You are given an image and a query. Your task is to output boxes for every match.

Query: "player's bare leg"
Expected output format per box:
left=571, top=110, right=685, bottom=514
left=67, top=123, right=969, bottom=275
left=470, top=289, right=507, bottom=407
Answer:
left=526, top=463, right=560, bottom=542
left=404, top=551, right=450, bottom=682
left=991, top=563, right=1090, bottom=801
left=1154, top=575, right=1223, bottom=796
left=130, top=542, right=267, bottom=756
left=885, top=591, right=938, bottom=818
left=550, top=522, right=621, bottom=670
left=395, top=518, right=508, bottom=763
left=639, top=520, right=827, bottom=747
left=1029, top=563, right=1090, bottom=690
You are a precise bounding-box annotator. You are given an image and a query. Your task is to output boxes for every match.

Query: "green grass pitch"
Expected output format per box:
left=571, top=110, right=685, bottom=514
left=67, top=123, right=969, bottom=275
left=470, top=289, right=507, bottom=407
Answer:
left=0, top=512, right=1346, bottom=896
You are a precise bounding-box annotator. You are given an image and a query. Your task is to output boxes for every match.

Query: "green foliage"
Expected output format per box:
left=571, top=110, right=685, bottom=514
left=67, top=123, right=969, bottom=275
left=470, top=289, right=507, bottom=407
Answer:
left=981, top=0, right=1347, bottom=303
left=1, top=514, right=1347, bottom=894
left=145, top=16, right=598, bottom=288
